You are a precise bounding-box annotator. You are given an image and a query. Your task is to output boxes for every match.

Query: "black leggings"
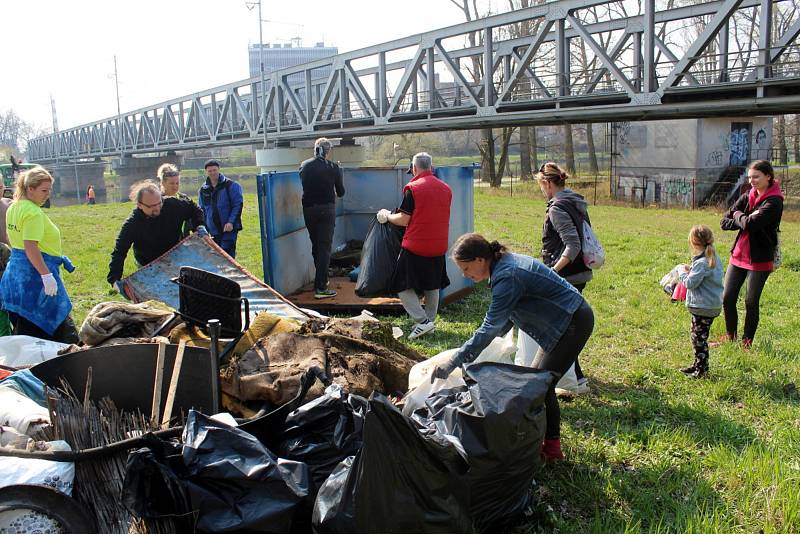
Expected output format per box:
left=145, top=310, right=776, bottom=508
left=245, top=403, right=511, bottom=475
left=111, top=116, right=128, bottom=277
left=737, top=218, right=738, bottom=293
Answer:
left=532, top=300, right=595, bottom=439
left=722, top=265, right=771, bottom=341
left=7, top=312, right=79, bottom=344
left=571, top=282, right=587, bottom=380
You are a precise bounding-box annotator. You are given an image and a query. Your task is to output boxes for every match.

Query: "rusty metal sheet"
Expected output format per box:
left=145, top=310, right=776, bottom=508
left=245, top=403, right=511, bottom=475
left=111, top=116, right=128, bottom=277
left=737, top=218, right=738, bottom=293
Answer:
left=120, top=233, right=309, bottom=322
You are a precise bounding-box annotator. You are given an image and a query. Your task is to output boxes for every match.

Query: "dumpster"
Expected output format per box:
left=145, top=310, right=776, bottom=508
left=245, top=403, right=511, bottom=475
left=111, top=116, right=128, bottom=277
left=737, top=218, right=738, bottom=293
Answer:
left=256, top=166, right=475, bottom=312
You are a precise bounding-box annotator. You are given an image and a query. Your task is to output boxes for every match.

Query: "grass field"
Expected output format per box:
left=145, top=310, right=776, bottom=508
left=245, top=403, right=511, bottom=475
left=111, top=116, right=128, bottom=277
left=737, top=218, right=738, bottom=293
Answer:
left=47, top=189, right=800, bottom=533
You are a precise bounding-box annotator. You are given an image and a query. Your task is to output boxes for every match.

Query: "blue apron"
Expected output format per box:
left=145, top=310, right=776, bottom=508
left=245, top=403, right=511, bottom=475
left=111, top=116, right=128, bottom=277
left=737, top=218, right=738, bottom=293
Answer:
left=0, top=248, right=74, bottom=336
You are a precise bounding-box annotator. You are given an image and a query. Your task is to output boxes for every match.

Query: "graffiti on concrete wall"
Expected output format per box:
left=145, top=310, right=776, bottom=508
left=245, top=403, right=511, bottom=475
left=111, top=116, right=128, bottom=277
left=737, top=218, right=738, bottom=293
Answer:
left=726, top=122, right=752, bottom=166
left=616, top=173, right=694, bottom=207
left=705, top=150, right=724, bottom=167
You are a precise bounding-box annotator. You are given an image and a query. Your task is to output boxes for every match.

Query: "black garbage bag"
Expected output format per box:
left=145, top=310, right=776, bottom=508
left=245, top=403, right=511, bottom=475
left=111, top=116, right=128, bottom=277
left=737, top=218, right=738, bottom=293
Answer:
left=312, top=394, right=471, bottom=534
left=355, top=219, right=403, bottom=297
left=181, top=410, right=311, bottom=533
left=409, top=362, right=555, bottom=529
left=277, top=384, right=368, bottom=493
left=122, top=434, right=194, bottom=529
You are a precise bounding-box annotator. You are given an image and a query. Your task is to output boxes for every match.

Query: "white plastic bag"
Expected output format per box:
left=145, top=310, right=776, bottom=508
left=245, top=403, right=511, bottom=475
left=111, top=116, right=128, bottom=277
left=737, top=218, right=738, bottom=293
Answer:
left=0, top=335, right=68, bottom=368
left=515, top=330, right=577, bottom=390
left=0, top=385, right=50, bottom=435
left=403, top=331, right=516, bottom=415
left=0, top=440, right=75, bottom=495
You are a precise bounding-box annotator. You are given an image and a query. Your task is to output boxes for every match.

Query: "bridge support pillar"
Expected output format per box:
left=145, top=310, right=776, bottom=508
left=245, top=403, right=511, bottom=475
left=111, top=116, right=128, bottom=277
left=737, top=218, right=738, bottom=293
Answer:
left=256, top=143, right=365, bottom=173
left=47, top=161, right=107, bottom=203
left=112, top=154, right=182, bottom=201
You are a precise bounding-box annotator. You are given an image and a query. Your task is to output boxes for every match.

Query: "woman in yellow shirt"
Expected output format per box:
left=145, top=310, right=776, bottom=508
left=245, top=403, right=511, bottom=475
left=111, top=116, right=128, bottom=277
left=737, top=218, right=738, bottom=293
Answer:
left=0, top=166, right=78, bottom=342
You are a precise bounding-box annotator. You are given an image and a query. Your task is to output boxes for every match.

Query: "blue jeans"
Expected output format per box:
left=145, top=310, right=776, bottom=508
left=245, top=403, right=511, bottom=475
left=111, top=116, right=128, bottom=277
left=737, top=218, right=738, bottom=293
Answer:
left=214, top=232, right=238, bottom=258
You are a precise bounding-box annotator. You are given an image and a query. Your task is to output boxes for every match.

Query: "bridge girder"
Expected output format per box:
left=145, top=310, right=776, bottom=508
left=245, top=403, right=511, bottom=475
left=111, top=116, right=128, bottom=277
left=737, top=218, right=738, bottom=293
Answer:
left=28, top=0, right=800, bottom=161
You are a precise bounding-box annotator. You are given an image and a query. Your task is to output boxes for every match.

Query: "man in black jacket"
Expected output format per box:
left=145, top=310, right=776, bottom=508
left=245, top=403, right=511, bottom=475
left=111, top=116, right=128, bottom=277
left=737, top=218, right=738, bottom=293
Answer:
left=299, top=137, right=345, bottom=299
left=107, top=181, right=206, bottom=287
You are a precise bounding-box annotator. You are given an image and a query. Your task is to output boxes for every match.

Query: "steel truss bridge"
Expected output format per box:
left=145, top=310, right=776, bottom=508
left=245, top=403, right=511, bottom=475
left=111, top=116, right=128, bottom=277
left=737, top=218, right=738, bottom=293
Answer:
left=28, top=0, right=800, bottom=161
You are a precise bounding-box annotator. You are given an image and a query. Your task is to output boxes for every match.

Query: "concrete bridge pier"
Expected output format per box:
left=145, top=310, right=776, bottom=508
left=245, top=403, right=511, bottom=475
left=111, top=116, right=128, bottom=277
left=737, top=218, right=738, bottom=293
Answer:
left=256, top=139, right=365, bottom=173
left=112, top=154, right=182, bottom=201
left=47, top=160, right=107, bottom=203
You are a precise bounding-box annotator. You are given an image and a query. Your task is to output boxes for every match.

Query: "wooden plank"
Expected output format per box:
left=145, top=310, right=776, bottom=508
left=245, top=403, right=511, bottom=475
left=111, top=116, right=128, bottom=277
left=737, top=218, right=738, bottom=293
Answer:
left=150, top=342, right=167, bottom=425
left=161, top=340, right=186, bottom=428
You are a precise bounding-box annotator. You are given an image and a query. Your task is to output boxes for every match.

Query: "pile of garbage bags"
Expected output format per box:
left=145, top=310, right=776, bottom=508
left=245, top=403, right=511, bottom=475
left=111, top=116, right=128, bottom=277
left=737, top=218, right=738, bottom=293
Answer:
left=122, top=362, right=555, bottom=533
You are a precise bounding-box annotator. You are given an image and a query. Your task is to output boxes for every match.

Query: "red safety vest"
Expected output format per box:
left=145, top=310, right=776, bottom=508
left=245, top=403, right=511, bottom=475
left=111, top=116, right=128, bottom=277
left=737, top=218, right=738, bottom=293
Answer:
left=401, top=171, right=452, bottom=257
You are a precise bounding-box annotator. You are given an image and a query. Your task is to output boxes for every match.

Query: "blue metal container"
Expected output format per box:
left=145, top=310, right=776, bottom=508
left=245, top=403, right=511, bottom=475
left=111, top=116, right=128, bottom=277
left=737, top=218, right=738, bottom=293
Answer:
left=256, top=166, right=475, bottom=302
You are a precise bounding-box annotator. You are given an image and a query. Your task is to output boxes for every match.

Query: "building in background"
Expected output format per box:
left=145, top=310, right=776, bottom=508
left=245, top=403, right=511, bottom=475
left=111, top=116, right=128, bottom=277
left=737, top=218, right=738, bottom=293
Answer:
left=248, top=42, right=338, bottom=85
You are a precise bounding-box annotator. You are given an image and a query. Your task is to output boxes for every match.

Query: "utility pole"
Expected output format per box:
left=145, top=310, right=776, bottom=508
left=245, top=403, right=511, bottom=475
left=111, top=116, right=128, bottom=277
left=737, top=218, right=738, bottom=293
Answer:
left=113, top=55, right=123, bottom=154
left=257, top=0, right=268, bottom=149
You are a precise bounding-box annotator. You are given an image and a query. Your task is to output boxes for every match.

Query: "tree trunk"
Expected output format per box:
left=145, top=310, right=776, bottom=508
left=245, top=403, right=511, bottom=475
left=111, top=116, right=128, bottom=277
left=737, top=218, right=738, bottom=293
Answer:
left=531, top=126, right=539, bottom=171
left=794, top=114, right=800, bottom=163
left=564, top=124, right=576, bottom=175
left=586, top=123, right=598, bottom=175
left=479, top=128, right=497, bottom=184
left=495, top=127, right=515, bottom=185
left=519, top=127, right=532, bottom=180
left=778, top=115, right=788, bottom=165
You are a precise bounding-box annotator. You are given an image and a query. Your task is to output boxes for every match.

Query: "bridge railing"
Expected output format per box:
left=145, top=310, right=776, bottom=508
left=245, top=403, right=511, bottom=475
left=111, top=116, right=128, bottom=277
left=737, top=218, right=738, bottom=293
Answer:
left=28, top=0, right=800, bottom=161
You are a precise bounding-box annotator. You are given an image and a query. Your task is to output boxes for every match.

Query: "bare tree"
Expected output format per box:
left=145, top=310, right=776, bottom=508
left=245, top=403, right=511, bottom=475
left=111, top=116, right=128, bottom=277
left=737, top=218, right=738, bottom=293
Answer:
left=794, top=115, right=799, bottom=164
left=0, top=109, right=42, bottom=155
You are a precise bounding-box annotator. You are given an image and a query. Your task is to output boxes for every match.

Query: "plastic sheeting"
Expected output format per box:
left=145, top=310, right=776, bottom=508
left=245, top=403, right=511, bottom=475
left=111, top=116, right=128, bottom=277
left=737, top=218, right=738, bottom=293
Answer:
left=121, top=233, right=308, bottom=322
left=354, top=221, right=403, bottom=298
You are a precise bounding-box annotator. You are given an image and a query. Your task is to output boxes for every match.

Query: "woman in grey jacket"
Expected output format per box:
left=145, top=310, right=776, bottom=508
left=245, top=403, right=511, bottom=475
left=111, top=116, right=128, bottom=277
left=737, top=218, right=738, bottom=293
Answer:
left=538, top=162, right=593, bottom=395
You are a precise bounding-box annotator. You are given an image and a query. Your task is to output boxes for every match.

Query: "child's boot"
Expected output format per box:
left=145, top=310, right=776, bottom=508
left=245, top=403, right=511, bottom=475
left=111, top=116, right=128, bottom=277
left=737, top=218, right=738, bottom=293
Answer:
left=680, top=357, right=700, bottom=375
left=690, top=354, right=709, bottom=378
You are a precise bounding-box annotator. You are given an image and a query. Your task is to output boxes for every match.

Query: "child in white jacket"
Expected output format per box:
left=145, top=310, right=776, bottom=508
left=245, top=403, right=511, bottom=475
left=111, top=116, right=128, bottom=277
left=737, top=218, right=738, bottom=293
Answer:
left=678, top=225, right=724, bottom=378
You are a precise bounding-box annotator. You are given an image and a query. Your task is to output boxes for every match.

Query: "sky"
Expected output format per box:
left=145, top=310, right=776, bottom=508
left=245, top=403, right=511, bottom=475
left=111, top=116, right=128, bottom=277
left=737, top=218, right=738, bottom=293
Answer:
left=2, top=0, right=509, bottom=132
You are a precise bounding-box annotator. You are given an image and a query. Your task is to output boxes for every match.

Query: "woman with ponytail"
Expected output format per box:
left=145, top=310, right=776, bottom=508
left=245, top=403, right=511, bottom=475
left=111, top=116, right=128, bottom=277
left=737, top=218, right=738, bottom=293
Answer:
left=431, top=232, right=594, bottom=461
left=678, top=225, right=724, bottom=378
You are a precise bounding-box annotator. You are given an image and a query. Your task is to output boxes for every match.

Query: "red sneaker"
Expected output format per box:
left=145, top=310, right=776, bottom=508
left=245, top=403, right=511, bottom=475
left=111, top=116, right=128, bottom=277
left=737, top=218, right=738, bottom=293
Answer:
left=741, top=337, right=753, bottom=350
left=541, top=438, right=565, bottom=461
left=709, top=334, right=736, bottom=348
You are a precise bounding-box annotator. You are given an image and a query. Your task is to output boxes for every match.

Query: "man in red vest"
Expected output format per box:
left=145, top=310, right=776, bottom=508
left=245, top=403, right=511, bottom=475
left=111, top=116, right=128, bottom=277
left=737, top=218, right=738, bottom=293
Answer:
left=377, top=152, right=452, bottom=339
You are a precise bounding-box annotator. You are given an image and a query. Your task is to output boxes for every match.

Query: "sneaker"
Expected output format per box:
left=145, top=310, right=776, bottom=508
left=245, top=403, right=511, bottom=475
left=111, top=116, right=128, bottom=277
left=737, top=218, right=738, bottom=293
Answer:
left=741, top=337, right=753, bottom=350
left=408, top=320, right=435, bottom=340
left=541, top=438, right=565, bottom=461
left=709, top=334, right=736, bottom=348
left=555, top=377, right=590, bottom=397
left=314, top=288, right=337, bottom=299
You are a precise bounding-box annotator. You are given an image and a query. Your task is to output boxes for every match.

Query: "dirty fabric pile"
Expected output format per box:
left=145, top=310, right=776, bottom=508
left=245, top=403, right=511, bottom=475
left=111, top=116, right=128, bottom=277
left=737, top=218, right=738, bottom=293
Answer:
left=79, top=300, right=174, bottom=346
left=221, top=317, right=425, bottom=407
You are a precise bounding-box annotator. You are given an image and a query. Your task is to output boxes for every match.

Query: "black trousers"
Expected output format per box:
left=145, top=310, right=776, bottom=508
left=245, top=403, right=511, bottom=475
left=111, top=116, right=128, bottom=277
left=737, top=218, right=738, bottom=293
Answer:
left=8, top=312, right=79, bottom=344
left=722, top=265, right=771, bottom=341
left=532, top=300, right=595, bottom=439
left=571, top=282, right=587, bottom=380
left=303, top=204, right=336, bottom=291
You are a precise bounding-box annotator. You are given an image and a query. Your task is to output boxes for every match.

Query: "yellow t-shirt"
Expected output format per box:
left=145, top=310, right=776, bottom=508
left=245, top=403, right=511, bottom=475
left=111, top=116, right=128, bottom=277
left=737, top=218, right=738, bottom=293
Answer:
left=6, top=199, right=63, bottom=257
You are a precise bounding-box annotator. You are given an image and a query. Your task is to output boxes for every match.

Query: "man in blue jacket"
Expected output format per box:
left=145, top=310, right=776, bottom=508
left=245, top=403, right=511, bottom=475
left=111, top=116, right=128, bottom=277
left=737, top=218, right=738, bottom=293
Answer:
left=198, top=159, right=244, bottom=258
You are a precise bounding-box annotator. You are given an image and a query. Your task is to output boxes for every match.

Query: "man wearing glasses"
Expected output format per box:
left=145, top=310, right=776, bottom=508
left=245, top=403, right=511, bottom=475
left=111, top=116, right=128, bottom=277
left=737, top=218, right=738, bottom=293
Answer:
left=107, top=181, right=206, bottom=290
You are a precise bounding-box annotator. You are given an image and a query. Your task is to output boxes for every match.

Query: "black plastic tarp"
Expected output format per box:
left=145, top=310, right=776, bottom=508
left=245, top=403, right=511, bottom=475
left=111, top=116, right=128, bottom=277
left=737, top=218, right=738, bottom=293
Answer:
left=354, top=220, right=403, bottom=297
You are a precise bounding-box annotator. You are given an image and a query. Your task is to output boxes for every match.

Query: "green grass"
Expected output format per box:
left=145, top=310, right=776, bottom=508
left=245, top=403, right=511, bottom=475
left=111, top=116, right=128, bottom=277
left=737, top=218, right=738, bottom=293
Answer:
left=47, top=190, right=800, bottom=533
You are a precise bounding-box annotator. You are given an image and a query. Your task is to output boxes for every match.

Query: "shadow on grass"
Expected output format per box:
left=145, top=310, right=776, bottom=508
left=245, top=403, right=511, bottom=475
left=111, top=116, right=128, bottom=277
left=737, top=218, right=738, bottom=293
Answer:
left=509, top=376, right=753, bottom=531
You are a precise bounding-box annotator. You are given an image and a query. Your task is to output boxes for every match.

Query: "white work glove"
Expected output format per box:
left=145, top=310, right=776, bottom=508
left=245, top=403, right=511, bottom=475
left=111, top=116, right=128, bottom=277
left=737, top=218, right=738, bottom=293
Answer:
left=376, top=209, right=391, bottom=224
left=41, top=273, right=58, bottom=297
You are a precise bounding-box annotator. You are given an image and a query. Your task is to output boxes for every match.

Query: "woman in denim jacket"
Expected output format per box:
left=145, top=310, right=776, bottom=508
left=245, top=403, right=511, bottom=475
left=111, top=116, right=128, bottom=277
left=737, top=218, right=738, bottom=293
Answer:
left=431, top=233, right=594, bottom=460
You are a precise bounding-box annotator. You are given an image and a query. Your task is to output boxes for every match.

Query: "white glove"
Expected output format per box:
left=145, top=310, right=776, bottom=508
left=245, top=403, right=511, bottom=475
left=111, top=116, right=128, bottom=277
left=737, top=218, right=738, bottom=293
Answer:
left=41, top=273, right=58, bottom=297
left=376, top=209, right=391, bottom=224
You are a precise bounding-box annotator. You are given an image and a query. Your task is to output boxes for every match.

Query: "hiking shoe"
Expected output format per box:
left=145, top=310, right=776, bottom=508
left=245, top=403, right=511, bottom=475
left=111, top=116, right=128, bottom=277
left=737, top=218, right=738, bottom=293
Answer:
left=314, top=288, right=337, bottom=299
left=408, top=320, right=435, bottom=340
left=541, top=438, right=565, bottom=461
left=555, top=377, right=591, bottom=397
left=709, top=334, right=736, bottom=348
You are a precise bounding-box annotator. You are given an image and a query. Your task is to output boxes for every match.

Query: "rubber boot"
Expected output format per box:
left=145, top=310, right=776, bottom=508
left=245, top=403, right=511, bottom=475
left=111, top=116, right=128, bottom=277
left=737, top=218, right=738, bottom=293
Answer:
left=541, top=438, right=565, bottom=461
left=690, top=354, right=709, bottom=378
left=680, top=357, right=700, bottom=375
